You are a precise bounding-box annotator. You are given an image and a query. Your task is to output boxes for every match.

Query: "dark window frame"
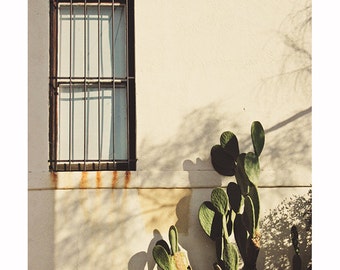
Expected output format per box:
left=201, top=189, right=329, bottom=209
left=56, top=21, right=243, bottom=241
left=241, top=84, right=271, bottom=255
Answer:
left=49, top=0, right=136, bottom=172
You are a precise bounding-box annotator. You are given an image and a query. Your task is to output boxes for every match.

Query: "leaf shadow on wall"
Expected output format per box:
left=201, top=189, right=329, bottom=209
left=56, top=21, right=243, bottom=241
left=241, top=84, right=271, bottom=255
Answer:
left=257, top=190, right=312, bottom=270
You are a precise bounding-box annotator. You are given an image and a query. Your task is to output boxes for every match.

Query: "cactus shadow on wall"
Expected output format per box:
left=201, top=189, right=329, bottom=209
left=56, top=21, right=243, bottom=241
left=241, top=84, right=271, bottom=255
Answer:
left=128, top=229, right=163, bottom=270
left=128, top=251, right=147, bottom=270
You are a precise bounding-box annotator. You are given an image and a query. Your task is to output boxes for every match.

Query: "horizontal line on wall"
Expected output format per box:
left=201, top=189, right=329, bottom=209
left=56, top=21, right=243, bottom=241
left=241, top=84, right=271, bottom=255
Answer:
left=28, top=185, right=312, bottom=191
left=258, top=185, right=312, bottom=188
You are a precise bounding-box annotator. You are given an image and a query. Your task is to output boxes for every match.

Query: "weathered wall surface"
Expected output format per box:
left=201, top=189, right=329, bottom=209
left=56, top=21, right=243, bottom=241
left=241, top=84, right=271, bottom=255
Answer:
left=28, top=0, right=312, bottom=269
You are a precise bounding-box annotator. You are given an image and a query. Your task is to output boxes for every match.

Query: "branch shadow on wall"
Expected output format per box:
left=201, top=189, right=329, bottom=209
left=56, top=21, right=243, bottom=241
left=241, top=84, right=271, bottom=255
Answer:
left=256, top=0, right=311, bottom=98
left=243, top=106, right=311, bottom=186
left=54, top=188, right=152, bottom=270
left=137, top=101, right=228, bottom=184
left=129, top=1, right=312, bottom=267
left=251, top=0, right=312, bottom=185
left=177, top=1, right=313, bottom=258
left=129, top=102, right=227, bottom=269
left=129, top=91, right=311, bottom=269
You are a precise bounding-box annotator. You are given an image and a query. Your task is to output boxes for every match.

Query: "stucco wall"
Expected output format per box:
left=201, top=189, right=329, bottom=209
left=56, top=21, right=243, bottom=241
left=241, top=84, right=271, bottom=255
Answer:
left=28, top=0, right=312, bottom=269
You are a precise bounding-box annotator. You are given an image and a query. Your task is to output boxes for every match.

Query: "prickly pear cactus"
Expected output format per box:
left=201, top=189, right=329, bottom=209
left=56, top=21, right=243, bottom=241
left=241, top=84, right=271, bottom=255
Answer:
left=206, top=121, right=265, bottom=270
left=198, top=187, right=239, bottom=270
left=152, top=225, right=192, bottom=270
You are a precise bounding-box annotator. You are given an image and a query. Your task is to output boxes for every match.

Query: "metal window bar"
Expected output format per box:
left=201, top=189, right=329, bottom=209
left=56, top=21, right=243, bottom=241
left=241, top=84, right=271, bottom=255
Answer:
left=111, top=0, right=115, bottom=169
left=97, top=0, right=101, bottom=167
left=127, top=0, right=136, bottom=170
left=49, top=0, right=135, bottom=171
left=69, top=0, right=73, bottom=169
left=125, top=0, right=130, bottom=170
left=49, top=0, right=59, bottom=171
left=83, top=0, right=88, bottom=169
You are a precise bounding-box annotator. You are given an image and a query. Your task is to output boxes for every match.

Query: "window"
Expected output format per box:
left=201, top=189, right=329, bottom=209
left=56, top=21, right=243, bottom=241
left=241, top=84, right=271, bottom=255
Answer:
left=49, top=0, right=136, bottom=171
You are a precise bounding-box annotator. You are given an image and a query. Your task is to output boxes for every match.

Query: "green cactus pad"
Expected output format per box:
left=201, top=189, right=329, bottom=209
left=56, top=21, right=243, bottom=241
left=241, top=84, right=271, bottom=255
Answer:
left=234, top=214, right=247, bottom=261
left=153, top=226, right=191, bottom=270
left=248, top=185, right=260, bottom=229
left=153, top=244, right=173, bottom=270
left=169, top=225, right=179, bottom=255
left=244, top=152, right=260, bottom=185
left=227, top=182, right=243, bottom=213
left=220, top=131, right=240, bottom=160
left=198, top=201, right=215, bottom=238
left=211, top=187, right=229, bottom=215
left=211, top=145, right=236, bottom=176
left=155, top=239, right=171, bottom=255
left=235, top=154, right=250, bottom=196
left=222, top=240, right=239, bottom=270
left=243, top=196, right=256, bottom=238
left=198, top=201, right=222, bottom=240
left=251, top=121, right=265, bottom=157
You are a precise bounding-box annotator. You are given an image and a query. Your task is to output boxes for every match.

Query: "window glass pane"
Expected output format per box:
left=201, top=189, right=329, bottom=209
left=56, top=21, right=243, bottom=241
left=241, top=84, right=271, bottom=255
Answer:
left=113, top=86, right=128, bottom=160
left=58, top=4, right=126, bottom=78
left=113, top=6, right=126, bottom=78
left=59, top=86, right=85, bottom=160
left=58, top=85, right=128, bottom=161
left=58, top=7, right=71, bottom=77
left=58, top=86, right=70, bottom=160
left=86, top=6, right=99, bottom=77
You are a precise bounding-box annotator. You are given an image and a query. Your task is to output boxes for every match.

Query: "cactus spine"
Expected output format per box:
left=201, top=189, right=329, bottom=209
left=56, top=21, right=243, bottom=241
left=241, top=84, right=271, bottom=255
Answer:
left=199, top=121, right=265, bottom=270
left=153, top=225, right=192, bottom=270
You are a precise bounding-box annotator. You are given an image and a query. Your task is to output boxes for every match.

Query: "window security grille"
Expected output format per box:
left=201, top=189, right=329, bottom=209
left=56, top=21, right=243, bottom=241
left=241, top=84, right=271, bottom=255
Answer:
left=49, top=0, right=136, bottom=171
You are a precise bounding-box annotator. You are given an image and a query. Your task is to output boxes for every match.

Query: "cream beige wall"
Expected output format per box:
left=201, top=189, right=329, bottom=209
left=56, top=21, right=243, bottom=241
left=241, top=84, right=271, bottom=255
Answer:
left=28, top=0, right=312, bottom=269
